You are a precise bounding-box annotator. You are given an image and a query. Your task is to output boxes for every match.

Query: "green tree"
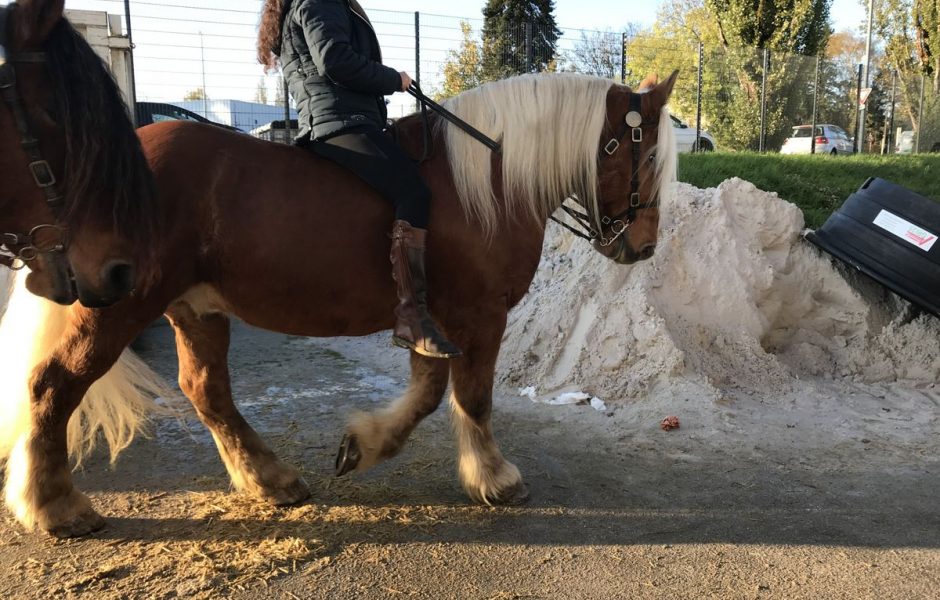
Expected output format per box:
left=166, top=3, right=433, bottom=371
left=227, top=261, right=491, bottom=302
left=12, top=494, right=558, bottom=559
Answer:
left=816, top=31, right=860, bottom=132
left=915, top=0, right=939, bottom=87
left=875, top=0, right=940, bottom=150
left=437, top=21, right=485, bottom=100
left=481, top=0, right=561, bottom=79
left=626, top=0, right=833, bottom=151
left=706, top=0, right=830, bottom=54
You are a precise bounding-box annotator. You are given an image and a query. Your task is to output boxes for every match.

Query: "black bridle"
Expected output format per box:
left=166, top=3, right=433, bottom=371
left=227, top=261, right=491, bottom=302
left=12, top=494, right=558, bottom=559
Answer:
left=0, top=3, right=68, bottom=271
left=551, top=92, right=660, bottom=247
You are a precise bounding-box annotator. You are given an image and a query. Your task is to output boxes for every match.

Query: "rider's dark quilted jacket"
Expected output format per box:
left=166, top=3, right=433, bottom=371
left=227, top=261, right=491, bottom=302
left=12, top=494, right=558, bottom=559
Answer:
left=280, top=0, right=401, bottom=140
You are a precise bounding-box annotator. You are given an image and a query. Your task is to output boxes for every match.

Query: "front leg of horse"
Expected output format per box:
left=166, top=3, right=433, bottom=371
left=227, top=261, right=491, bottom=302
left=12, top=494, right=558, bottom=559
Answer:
left=449, top=312, right=528, bottom=506
left=4, top=315, right=135, bottom=537
left=336, top=353, right=449, bottom=475
left=5, top=426, right=104, bottom=538
left=168, top=305, right=309, bottom=505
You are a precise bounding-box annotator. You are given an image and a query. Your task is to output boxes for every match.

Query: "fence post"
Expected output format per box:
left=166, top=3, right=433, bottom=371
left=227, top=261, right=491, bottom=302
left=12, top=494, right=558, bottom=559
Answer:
left=282, top=76, right=291, bottom=142
left=414, top=11, right=421, bottom=112
left=914, top=73, right=927, bottom=154
left=810, top=53, right=820, bottom=154
left=695, top=42, right=703, bottom=152
left=853, top=64, right=863, bottom=153
left=621, top=31, right=627, bottom=84
left=885, top=69, right=897, bottom=154
left=759, top=48, right=768, bottom=152
left=525, top=21, right=533, bottom=72
left=123, top=0, right=138, bottom=125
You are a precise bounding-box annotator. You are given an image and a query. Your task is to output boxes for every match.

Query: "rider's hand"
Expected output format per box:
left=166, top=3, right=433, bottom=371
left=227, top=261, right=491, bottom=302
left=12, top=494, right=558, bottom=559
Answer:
left=399, top=72, right=413, bottom=92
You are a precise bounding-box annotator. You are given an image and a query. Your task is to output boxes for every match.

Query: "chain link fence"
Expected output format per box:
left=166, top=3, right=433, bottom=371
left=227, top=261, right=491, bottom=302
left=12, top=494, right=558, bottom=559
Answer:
left=44, top=1, right=940, bottom=153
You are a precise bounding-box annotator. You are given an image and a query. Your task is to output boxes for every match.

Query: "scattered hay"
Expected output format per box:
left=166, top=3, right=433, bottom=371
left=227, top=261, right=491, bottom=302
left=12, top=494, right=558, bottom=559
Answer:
left=2, top=484, right=501, bottom=598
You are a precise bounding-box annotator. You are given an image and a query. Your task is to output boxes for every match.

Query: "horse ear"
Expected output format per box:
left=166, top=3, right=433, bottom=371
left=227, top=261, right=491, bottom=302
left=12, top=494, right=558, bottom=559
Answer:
left=9, top=0, right=65, bottom=50
left=645, top=70, right=679, bottom=110
left=637, top=73, right=659, bottom=92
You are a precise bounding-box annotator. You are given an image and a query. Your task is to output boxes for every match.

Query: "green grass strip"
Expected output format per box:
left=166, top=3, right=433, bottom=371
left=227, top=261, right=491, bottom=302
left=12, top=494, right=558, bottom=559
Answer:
left=678, top=153, right=940, bottom=228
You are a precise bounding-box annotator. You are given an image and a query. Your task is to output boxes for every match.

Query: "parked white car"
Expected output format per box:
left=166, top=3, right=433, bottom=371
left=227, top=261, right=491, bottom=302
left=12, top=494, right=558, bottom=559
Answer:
left=780, top=124, right=854, bottom=155
left=671, top=115, right=717, bottom=152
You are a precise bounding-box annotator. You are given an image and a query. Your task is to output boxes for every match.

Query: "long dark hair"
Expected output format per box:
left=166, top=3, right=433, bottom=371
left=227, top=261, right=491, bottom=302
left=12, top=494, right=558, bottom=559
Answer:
left=44, top=20, right=160, bottom=277
left=258, top=0, right=288, bottom=71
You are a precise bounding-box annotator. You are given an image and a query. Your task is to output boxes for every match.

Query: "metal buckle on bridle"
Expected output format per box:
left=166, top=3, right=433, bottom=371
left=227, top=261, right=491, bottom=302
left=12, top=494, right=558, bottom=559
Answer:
left=604, top=138, right=620, bottom=156
left=28, top=160, right=56, bottom=188
left=0, top=224, right=68, bottom=270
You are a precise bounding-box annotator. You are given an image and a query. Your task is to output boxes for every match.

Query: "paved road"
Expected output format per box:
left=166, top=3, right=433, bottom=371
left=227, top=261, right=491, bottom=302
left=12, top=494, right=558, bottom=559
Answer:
left=0, top=322, right=937, bottom=599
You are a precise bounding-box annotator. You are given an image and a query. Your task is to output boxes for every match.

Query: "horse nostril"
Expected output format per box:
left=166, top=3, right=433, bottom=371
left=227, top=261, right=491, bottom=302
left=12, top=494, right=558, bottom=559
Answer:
left=639, top=244, right=656, bottom=260
left=101, top=261, right=136, bottom=295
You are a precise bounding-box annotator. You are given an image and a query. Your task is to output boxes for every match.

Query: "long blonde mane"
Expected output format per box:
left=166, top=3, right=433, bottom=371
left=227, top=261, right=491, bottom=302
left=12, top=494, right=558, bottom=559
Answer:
left=439, top=73, right=676, bottom=235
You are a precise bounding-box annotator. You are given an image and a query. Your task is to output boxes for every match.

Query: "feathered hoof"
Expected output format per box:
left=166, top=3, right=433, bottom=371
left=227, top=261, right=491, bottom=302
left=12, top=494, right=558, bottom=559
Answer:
left=36, top=491, right=106, bottom=538
left=47, top=510, right=106, bottom=538
left=260, top=477, right=311, bottom=507
left=478, top=480, right=530, bottom=507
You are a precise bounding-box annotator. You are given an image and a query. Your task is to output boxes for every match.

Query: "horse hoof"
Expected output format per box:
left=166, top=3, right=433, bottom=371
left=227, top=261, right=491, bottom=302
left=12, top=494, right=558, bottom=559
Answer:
left=335, top=434, right=361, bottom=477
left=46, top=510, right=106, bottom=539
left=489, top=482, right=530, bottom=506
left=264, top=477, right=311, bottom=506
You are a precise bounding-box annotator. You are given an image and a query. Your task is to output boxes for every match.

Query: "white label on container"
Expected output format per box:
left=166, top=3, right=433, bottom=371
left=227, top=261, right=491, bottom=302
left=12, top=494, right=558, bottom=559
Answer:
left=873, top=210, right=938, bottom=252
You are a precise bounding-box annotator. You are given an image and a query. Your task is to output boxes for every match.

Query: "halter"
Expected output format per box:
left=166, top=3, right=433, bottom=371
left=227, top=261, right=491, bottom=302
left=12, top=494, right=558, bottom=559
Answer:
left=0, top=3, right=68, bottom=271
left=550, top=92, right=660, bottom=247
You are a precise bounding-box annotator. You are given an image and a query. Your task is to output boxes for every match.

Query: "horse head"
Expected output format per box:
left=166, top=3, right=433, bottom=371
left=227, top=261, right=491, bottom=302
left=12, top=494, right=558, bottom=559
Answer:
left=0, top=0, right=158, bottom=307
left=591, top=71, right=678, bottom=265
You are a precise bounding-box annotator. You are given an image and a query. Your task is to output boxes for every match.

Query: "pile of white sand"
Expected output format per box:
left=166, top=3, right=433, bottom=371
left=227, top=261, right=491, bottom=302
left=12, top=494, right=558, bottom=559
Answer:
left=500, top=179, right=940, bottom=403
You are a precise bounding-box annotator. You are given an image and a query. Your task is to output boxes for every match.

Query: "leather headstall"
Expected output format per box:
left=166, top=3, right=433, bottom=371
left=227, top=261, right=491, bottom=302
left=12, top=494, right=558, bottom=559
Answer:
left=0, top=2, right=69, bottom=271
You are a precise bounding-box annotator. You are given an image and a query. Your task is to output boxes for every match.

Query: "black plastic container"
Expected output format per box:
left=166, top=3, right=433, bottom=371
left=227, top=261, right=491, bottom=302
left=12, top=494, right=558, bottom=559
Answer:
left=805, top=178, right=940, bottom=317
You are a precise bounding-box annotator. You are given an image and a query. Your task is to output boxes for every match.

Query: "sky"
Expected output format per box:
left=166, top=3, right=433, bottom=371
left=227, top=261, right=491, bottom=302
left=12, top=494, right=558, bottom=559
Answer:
left=367, top=0, right=867, bottom=33
left=3, top=0, right=871, bottom=120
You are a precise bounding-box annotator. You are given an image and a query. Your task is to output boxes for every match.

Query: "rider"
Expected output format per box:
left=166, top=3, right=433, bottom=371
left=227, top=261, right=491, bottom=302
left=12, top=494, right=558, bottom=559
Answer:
left=258, top=0, right=460, bottom=359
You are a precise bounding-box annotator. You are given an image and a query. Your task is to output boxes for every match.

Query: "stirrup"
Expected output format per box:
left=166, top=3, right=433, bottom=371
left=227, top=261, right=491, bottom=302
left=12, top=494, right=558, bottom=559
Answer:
left=391, top=335, right=462, bottom=359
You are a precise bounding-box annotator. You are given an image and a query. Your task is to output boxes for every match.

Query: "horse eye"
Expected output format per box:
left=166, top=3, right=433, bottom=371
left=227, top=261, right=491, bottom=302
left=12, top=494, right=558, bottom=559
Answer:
left=648, top=154, right=656, bottom=162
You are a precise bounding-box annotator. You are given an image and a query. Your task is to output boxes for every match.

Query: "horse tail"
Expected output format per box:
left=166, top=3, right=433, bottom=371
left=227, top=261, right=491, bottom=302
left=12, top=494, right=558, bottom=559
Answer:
left=0, top=271, right=171, bottom=467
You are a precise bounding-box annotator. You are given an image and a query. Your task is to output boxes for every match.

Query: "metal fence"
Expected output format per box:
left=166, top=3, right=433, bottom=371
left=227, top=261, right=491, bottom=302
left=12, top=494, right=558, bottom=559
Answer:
left=47, top=1, right=940, bottom=154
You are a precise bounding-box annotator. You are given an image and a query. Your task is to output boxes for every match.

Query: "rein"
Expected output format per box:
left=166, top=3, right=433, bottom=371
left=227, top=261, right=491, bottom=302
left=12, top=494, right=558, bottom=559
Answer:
left=407, top=83, right=501, bottom=160
left=0, top=3, right=69, bottom=271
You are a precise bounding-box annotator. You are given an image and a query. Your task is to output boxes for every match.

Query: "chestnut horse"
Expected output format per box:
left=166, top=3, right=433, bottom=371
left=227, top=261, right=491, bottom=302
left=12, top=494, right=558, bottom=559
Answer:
left=0, top=0, right=158, bottom=306
left=0, top=10, right=678, bottom=538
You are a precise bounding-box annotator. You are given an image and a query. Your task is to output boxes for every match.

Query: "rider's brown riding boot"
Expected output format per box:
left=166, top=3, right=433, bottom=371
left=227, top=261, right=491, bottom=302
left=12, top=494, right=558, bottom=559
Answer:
left=389, top=220, right=462, bottom=359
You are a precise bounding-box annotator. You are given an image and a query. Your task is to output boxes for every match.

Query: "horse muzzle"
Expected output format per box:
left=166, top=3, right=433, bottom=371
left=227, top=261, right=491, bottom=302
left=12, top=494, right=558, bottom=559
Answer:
left=592, top=235, right=656, bottom=265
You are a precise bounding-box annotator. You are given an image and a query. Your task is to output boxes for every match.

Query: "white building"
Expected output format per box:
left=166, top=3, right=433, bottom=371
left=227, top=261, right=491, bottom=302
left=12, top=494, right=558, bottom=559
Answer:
left=65, top=10, right=134, bottom=113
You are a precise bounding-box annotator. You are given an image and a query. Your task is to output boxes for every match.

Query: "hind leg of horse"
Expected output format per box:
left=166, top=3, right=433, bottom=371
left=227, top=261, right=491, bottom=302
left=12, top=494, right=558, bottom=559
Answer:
left=449, top=309, right=527, bottom=505
left=5, top=309, right=145, bottom=537
left=335, top=353, right=449, bottom=475
left=167, top=304, right=309, bottom=505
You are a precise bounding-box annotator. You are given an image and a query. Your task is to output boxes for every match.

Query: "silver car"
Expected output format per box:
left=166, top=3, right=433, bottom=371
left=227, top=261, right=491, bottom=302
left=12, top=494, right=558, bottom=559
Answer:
left=781, top=124, right=854, bottom=155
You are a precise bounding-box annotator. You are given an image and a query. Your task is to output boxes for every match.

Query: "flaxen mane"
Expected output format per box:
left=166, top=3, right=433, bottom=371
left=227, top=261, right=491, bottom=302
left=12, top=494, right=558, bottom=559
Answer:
left=439, top=73, right=676, bottom=235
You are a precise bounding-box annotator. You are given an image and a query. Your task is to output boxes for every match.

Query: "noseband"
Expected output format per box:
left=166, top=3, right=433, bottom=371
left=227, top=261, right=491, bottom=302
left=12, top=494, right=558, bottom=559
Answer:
left=0, top=3, right=68, bottom=271
left=551, top=92, right=660, bottom=247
